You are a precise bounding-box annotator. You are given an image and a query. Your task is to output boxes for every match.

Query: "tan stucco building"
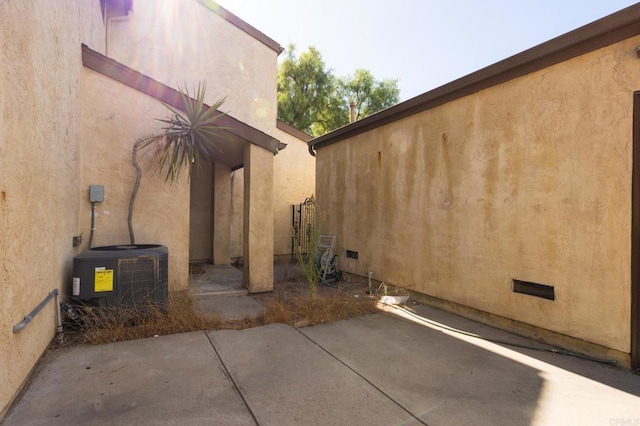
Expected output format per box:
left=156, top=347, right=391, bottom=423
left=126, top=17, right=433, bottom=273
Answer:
left=310, top=5, right=640, bottom=371
left=1, top=0, right=314, bottom=417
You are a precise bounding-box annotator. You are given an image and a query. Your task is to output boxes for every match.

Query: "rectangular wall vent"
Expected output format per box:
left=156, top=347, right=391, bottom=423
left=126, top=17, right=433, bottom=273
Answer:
left=512, top=279, right=555, bottom=301
left=346, top=250, right=358, bottom=259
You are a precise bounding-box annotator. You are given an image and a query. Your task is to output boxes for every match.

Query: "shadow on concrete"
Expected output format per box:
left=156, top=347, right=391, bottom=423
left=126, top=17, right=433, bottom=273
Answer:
left=325, top=303, right=640, bottom=425
left=301, top=312, right=543, bottom=426
left=389, top=303, right=640, bottom=397
left=3, top=304, right=639, bottom=425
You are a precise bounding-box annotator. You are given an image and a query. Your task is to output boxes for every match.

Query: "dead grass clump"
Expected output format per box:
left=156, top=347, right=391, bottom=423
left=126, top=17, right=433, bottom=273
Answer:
left=63, top=292, right=224, bottom=346
left=258, top=290, right=378, bottom=328
left=56, top=273, right=380, bottom=347
left=260, top=297, right=293, bottom=324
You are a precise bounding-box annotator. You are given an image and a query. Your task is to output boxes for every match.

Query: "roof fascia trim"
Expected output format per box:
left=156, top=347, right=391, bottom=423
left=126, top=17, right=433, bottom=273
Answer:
left=277, top=120, right=313, bottom=142
left=197, top=0, right=283, bottom=54
left=310, top=3, right=640, bottom=150
left=81, top=44, right=281, bottom=154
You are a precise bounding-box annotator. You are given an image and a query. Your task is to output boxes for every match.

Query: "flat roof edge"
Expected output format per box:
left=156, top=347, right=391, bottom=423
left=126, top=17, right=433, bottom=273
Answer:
left=310, top=3, right=640, bottom=150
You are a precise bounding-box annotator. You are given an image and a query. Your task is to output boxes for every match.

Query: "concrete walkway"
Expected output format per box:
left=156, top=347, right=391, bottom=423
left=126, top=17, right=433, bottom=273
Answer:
left=3, top=302, right=640, bottom=425
left=189, top=264, right=264, bottom=321
left=189, top=263, right=303, bottom=321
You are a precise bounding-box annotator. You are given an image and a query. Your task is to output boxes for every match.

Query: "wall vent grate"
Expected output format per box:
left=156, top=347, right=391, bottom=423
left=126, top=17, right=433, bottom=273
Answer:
left=346, top=250, right=358, bottom=259
left=512, top=279, right=555, bottom=301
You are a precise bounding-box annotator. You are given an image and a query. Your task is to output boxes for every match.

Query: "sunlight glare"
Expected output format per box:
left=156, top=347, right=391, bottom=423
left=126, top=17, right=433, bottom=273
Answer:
left=378, top=302, right=640, bottom=425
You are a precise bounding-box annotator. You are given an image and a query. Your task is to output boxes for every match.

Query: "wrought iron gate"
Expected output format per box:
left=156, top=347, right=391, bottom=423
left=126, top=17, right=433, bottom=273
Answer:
left=291, top=197, right=316, bottom=259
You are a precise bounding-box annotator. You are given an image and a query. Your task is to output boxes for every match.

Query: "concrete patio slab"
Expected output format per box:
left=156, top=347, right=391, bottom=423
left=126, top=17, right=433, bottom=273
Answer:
left=301, top=305, right=640, bottom=426
left=207, top=324, right=420, bottom=425
left=2, top=332, right=253, bottom=426
left=3, top=304, right=640, bottom=426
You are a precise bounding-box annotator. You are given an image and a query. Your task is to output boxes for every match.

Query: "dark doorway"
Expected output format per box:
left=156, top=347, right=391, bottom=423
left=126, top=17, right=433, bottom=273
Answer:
left=189, top=161, right=213, bottom=263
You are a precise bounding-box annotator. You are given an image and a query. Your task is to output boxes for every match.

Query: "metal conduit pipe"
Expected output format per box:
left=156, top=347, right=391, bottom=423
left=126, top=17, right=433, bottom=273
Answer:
left=88, top=201, right=97, bottom=249
left=13, top=289, right=60, bottom=334
left=56, top=291, right=63, bottom=333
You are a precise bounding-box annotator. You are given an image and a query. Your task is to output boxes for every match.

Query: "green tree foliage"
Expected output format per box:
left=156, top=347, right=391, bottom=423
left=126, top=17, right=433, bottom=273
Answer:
left=277, top=45, right=334, bottom=135
left=278, top=45, right=400, bottom=137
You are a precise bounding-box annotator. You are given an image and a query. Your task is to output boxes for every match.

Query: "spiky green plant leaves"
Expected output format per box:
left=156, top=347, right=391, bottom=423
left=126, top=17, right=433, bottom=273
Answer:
left=137, top=82, right=227, bottom=183
left=128, top=82, right=226, bottom=244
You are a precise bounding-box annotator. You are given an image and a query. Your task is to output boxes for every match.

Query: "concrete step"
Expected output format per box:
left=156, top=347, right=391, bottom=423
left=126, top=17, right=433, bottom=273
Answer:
left=194, top=295, right=264, bottom=321
left=190, top=281, right=248, bottom=299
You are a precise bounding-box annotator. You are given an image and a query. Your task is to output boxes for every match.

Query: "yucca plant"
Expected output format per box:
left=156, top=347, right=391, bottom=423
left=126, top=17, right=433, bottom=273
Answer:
left=128, top=82, right=226, bottom=244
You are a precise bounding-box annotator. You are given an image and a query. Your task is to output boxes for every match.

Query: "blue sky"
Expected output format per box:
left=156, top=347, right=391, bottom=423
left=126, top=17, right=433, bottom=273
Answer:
left=220, top=0, right=639, bottom=101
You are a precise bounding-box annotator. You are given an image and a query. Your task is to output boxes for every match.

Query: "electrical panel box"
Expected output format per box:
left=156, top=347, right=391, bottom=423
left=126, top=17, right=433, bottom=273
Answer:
left=89, top=185, right=104, bottom=203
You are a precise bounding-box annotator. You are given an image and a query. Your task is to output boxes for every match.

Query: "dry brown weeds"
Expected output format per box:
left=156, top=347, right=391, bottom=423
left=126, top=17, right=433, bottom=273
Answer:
left=59, top=292, right=223, bottom=346
left=56, top=274, right=378, bottom=347
left=254, top=280, right=378, bottom=327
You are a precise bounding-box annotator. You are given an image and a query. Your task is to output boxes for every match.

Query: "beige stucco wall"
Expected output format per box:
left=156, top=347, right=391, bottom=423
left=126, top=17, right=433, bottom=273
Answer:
left=0, top=0, right=104, bottom=416
left=212, top=162, right=233, bottom=264
left=190, top=161, right=213, bottom=262
left=230, top=170, right=245, bottom=258
left=109, top=0, right=307, bottom=265
left=107, top=0, right=278, bottom=133
left=272, top=131, right=316, bottom=258
left=80, top=69, right=191, bottom=291
left=230, top=131, right=316, bottom=260
left=189, top=161, right=234, bottom=264
left=0, top=0, right=287, bottom=416
left=243, top=143, right=274, bottom=291
left=316, top=36, right=640, bottom=354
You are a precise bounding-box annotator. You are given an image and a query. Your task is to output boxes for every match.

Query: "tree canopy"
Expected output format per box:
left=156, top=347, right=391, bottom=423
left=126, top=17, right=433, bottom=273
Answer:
left=277, top=45, right=400, bottom=137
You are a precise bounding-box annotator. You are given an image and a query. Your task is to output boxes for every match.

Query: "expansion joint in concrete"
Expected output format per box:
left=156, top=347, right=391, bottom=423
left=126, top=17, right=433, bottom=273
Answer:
left=204, top=331, right=260, bottom=426
left=294, top=328, right=429, bottom=426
